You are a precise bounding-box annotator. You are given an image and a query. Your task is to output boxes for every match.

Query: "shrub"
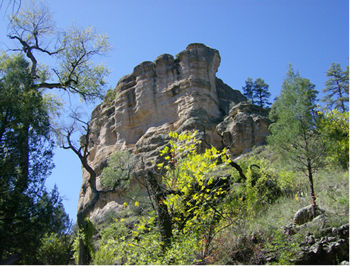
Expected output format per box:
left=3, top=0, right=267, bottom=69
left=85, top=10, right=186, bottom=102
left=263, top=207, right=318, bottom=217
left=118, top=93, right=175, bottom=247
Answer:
left=93, top=214, right=200, bottom=265
left=100, top=150, right=135, bottom=190
left=317, top=108, right=349, bottom=169
left=36, top=233, right=73, bottom=264
left=104, top=88, right=117, bottom=103
left=72, top=218, right=96, bottom=264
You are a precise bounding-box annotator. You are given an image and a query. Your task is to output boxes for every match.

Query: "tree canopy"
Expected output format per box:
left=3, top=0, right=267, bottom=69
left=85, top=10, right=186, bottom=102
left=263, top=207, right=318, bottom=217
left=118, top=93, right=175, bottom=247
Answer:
left=242, top=77, right=271, bottom=108
left=322, top=63, right=349, bottom=112
left=0, top=1, right=111, bottom=263
left=0, top=53, right=70, bottom=264
left=7, top=1, right=110, bottom=101
left=268, top=65, right=324, bottom=209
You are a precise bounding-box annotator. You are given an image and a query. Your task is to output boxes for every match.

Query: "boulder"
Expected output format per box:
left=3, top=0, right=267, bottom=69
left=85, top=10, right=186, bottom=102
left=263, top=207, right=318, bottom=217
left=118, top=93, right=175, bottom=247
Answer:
left=293, top=205, right=325, bottom=225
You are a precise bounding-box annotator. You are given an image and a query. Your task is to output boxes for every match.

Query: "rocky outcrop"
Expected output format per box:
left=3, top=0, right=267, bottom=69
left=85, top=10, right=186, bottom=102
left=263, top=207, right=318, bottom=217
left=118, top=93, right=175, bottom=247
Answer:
left=217, top=102, right=270, bottom=156
left=78, top=43, right=269, bottom=221
left=295, top=223, right=349, bottom=265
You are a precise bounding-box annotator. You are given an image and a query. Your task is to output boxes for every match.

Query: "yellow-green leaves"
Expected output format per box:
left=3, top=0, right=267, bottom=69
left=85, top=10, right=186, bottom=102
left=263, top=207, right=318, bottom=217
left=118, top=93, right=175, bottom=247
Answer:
left=317, top=107, right=349, bottom=169
left=158, top=130, right=233, bottom=234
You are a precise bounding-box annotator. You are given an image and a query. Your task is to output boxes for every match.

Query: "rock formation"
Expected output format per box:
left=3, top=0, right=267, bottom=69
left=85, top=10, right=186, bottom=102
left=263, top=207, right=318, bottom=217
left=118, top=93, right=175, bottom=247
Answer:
left=78, top=43, right=270, bottom=221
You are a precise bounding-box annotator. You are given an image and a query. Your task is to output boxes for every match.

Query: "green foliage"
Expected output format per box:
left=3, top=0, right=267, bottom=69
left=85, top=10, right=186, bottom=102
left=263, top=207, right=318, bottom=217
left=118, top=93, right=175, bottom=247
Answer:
left=226, top=156, right=297, bottom=220
left=59, top=26, right=111, bottom=101
left=242, top=77, right=271, bottom=107
left=0, top=53, right=70, bottom=263
left=314, top=168, right=349, bottom=221
left=322, top=63, right=349, bottom=112
left=317, top=108, right=349, bottom=169
left=241, top=161, right=281, bottom=215
left=8, top=2, right=111, bottom=102
left=100, top=150, right=135, bottom=190
left=73, top=218, right=96, bottom=264
left=104, top=88, right=117, bottom=103
left=264, top=230, right=304, bottom=265
left=268, top=65, right=324, bottom=206
left=93, top=215, right=199, bottom=265
left=36, top=233, right=73, bottom=264
left=242, top=77, right=255, bottom=103
left=158, top=131, right=233, bottom=234
left=90, top=133, right=349, bottom=265
left=72, top=234, right=80, bottom=264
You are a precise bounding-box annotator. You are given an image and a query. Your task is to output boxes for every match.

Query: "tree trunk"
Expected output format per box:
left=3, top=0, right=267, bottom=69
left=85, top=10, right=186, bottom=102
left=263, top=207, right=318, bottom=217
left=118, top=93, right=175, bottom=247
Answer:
left=77, top=214, right=91, bottom=265
left=76, top=168, right=99, bottom=265
left=307, top=159, right=317, bottom=215
left=145, top=171, right=172, bottom=249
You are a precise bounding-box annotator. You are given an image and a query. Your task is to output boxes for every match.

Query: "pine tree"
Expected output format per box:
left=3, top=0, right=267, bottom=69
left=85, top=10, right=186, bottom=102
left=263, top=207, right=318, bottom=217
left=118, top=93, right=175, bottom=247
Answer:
left=322, top=63, right=349, bottom=112
left=242, top=77, right=271, bottom=108
left=268, top=65, right=325, bottom=211
left=254, top=78, right=271, bottom=108
left=242, top=77, right=255, bottom=104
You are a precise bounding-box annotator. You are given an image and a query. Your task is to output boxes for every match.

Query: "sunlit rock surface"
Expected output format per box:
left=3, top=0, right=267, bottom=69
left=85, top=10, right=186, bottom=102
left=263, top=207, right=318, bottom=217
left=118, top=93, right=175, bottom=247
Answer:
left=77, top=43, right=269, bottom=221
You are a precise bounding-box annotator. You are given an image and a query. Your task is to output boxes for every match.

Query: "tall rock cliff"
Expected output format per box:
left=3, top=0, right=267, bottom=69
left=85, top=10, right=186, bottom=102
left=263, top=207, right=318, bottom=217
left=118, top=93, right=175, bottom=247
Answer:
left=78, top=43, right=269, bottom=221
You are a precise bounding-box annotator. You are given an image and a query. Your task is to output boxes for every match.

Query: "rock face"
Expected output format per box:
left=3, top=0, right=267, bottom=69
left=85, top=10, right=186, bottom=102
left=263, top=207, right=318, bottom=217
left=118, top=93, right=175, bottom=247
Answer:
left=78, top=43, right=270, bottom=220
left=217, top=102, right=270, bottom=156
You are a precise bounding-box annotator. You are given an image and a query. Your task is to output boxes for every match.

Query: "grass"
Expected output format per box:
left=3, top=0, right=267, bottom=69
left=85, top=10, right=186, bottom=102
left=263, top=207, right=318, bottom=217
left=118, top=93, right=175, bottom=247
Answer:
left=210, top=146, right=349, bottom=264
left=91, top=145, right=349, bottom=265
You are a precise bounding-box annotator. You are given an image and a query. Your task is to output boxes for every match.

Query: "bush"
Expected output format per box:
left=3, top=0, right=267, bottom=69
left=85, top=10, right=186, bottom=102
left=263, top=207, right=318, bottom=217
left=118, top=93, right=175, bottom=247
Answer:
left=93, top=214, right=200, bottom=265
left=104, top=88, right=117, bottom=103
left=100, top=150, right=135, bottom=190
left=36, top=233, right=73, bottom=264
left=317, top=108, right=349, bottom=169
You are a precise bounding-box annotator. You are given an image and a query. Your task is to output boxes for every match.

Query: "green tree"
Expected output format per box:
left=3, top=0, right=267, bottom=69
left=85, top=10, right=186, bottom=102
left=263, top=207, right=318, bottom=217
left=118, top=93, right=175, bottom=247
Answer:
left=317, top=108, right=349, bottom=169
left=322, top=63, right=349, bottom=112
left=36, top=232, right=73, bottom=265
left=242, top=77, right=271, bottom=108
left=5, top=2, right=111, bottom=264
left=7, top=1, right=110, bottom=101
left=242, top=77, right=255, bottom=104
left=0, top=53, right=70, bottom=264
left=254, top=78, right=271, bottom=108
left=155, top=131, right=237, bottom=254
left=268, top=65, right=324, bottom=211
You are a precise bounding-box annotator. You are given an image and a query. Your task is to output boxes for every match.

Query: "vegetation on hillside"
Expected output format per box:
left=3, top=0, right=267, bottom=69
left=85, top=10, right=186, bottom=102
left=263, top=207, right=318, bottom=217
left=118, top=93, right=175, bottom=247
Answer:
left=87, top=64, right=348, bottom=265
left=91, top=131, right=348, bottom=265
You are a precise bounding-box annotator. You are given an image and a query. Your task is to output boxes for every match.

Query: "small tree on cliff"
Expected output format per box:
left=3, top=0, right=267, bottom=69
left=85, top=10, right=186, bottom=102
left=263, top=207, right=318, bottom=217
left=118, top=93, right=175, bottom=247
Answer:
left=57, top=112, right=99, bottom=264
left=268, top=65, right=325, bottom=211
left=242, top=77, right=271, bottom=108
left=242, top=77, right=255, bottom=104
left=254, top=78, right=271, bottom=108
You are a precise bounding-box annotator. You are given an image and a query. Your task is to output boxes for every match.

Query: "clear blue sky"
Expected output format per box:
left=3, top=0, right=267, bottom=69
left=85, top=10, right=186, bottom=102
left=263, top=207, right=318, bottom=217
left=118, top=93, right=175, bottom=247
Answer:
left=0, top=0, right=348, bottom=222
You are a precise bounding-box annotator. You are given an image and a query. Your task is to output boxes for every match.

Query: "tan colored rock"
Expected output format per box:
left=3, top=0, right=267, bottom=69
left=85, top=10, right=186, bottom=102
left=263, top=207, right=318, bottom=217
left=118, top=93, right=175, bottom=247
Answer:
left=216, top=102, right=270, bottom=156
left=78, top=43, right=268, bottom=221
